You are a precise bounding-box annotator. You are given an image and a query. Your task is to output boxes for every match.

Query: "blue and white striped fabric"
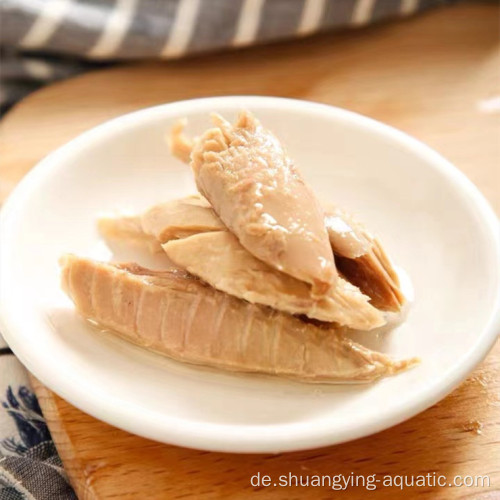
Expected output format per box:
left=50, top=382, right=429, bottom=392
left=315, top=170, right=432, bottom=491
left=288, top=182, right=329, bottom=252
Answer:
left=0, top=0, right=452, bottom=114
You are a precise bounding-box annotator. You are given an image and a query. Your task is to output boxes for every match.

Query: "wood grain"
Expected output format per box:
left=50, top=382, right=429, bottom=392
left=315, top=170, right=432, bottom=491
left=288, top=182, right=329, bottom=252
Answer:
left=1, top=3, right=499, bottom=499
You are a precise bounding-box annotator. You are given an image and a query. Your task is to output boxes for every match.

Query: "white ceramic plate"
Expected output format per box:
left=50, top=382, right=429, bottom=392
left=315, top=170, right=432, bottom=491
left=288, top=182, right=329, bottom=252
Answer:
left=1, top=97, right=499, bottom=453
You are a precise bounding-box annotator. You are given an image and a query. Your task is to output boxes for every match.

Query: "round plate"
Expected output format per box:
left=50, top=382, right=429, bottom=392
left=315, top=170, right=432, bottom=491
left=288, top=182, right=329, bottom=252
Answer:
left=1, top=97, right=499, bottom=453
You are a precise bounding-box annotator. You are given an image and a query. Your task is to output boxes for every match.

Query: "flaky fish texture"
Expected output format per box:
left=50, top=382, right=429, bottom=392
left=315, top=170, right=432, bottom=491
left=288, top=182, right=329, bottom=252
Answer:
left=163, top=231, right=384, bottom=329
left=60, top=255, right=416, bottom=383
left=336, top=239, right=405, bottom=312
left=175, top=111, right=337, bottom=295
left=323, top=206, right=372, bottom=259
left=141, top=195, right=224, bottom=243
left=98, top=214, right=163, bottom=253
left=99, top=196, right=404, bottom=312
left=323, top=205, right=405, bottom=312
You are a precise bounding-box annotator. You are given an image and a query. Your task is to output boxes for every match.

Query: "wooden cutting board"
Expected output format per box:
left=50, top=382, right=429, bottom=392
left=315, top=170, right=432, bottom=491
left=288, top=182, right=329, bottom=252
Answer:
left=1, top=4, right=499, bottom=499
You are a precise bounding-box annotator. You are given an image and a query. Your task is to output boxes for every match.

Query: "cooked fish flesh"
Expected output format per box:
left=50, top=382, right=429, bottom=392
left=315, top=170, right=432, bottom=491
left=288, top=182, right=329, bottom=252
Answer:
left=60, top=255, right=416, bottom=382
left=98, top=214, right=163, bottom=253
left=98, top=196, right=223, bottom=252
left=175, top=111, right=337, bottom=295
left=99, top=196, right=404, bottom=312
left=324, top=206, right=371, bottom=259
left=163, top=231, right=384, bottom=330
left=336, top=238, right=405, bottom=312
left=168, top=118, right=194, bottom=164
left=99, top=211, right=384, bottom=327
left=141, top=195, right=224, bottom=243
left=323, top=204, right=405, bottom=311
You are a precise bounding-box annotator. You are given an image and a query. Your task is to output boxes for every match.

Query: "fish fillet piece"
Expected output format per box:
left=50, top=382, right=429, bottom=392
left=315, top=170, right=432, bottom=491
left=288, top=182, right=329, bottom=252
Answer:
left=98, top=215, right=163, bottom=253
left=323, top=205, right=405, bottom=311
left=163, top=231, right=384, bottom=330
left=336, top=238, right=405, bottom=312
left=324, top=206, right=372, bottom=259
left=60, top=255, right=416, bottom=382
left=140, top=195, right=224, bottom=243
left=168, top=118, right=194, bottom=164
left=184, top=111, right=337, bottom=295
left=99, top=196, right=404, bottom=311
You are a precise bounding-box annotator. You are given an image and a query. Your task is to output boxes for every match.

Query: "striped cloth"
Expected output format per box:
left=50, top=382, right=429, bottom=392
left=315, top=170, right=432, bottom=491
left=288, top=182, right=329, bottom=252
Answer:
left=0, top=0, right=452, bottom=114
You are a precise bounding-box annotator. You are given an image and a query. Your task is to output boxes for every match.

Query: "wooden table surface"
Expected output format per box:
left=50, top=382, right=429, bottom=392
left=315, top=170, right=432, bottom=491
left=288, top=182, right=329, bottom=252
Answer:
left=1, top=3, right=499, bottom=499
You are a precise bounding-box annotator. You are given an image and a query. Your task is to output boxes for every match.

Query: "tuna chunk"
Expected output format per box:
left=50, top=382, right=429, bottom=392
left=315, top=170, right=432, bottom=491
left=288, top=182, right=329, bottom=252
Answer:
left=98, top=196, right=404, bottom=312
left=336, top=238, right=405, bottom=312
left=184, top=112, right=337, bottom=295
left=141, top=195, right=224, bottom=243
left=163, top=231, right=384, bottom=330
left=323, top=205, right=405, bottom=311
left=98, top=214, right=163, bottom=253
left=60, top=255, right=416, bottom=383
left=324, top=206, right=372, bottom=259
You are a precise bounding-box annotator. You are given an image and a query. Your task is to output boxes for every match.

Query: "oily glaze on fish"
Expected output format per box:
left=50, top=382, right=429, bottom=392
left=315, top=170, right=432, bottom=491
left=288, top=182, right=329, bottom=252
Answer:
left=163, top=231, right=384, bottom=329
left=178, top=111, right=337, bottom=295
left=60, top=255, right=416, bottom=382
left=99, top=196, right=404, bottom=312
